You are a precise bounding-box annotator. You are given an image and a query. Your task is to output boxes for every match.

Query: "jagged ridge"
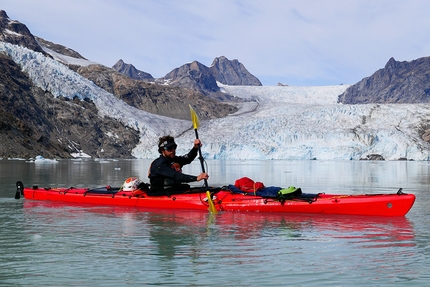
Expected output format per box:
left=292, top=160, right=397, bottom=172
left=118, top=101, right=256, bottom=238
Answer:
left=338, top=57, right=430, bottom=104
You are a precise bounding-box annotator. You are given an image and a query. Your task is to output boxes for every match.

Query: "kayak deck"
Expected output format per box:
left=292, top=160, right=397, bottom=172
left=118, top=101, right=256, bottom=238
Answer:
left=16, top=182, right=415, bottom=216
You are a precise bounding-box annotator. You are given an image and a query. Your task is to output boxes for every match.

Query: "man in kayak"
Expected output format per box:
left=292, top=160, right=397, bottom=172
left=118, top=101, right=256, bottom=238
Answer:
left=148, top=135, right=209, bottom=195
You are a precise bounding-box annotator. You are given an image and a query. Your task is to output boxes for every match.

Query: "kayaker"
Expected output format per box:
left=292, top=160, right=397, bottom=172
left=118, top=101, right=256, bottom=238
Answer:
left=148, top=135, right=209, bottom=195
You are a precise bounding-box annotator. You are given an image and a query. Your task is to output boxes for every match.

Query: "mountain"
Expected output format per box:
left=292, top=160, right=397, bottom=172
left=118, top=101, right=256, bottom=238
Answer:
left=338, top=57, right=430, bottom=104
left=0, top=10, right=45, bottom=55
left=77, top=64, right=236, bottom=120
left=159, top=60, right=239, bottom=101
left=210, top=56, right=262, bottom=86
left=112, top=56, right=261, bottom=98
left=161, top=60, right=220, bottom=93
left=158, top=57, right=260, bottom=100
left=112, top=59, right=154, bottom=81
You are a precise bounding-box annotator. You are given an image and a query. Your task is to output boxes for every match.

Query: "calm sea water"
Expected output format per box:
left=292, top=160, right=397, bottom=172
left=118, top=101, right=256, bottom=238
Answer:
left=1, top=159, right=430, bottom=286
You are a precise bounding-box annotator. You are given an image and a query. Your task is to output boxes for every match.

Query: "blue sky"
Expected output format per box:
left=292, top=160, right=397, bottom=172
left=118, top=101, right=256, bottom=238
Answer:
left=1, top=0, right=430, bottom=86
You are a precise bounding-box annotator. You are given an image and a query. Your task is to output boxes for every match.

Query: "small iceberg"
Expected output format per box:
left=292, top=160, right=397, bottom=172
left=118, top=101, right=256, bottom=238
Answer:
left=71, top=151, right=91, bottom=159
left=33, top=155, right=59, bottom=164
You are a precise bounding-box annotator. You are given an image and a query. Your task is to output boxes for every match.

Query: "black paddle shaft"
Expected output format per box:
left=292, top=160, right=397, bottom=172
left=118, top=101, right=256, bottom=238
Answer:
left=194, top=129, right=208, bottom=188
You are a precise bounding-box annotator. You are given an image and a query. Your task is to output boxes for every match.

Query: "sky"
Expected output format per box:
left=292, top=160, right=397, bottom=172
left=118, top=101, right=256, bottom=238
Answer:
left=1, top=0, right=430, bottom=86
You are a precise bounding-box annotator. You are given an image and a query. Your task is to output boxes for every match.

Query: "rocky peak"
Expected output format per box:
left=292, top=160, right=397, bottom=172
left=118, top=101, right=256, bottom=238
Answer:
left=384, top=57, right=398, bottom=69
left=210, top=56, right=262, bottom=86
left=338, top=56, right=430, bottom=104
left=159, top=57, right=262, bottom=96
left=161, top=60, right=220, bottom=94
left=0, top=10, right=45, bottom=54
left=112, top=59, right=154, bottom=81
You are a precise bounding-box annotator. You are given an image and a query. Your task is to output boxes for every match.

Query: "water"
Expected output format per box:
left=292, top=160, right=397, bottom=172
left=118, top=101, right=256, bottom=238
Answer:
left=1, top=159, right=430, bottom=286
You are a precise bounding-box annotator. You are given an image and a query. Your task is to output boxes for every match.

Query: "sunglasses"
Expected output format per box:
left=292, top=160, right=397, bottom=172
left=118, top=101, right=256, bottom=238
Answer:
left=164, top=145, right=177, bottom=151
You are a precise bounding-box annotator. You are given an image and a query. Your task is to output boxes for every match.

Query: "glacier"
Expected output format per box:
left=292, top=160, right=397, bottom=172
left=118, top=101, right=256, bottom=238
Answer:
left=1, top=41, right=430, bottom=161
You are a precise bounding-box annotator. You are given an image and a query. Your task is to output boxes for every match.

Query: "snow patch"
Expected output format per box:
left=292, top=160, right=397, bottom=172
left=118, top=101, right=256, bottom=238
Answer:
left=40, top=45, right=99, bottom=67
left=4, top=29, right=22, bottom=37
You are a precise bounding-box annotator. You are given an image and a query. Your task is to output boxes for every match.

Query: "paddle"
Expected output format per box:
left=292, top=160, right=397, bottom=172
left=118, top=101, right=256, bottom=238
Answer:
left=189, top=105, right=217, bottom=214
left=189, top=104, right=208, bottom=187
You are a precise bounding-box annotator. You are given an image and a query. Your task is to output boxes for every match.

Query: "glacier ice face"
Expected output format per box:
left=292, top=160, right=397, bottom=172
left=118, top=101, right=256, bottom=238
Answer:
left=169, top=85, right=430, bottom=161
left=1, top=41, right=430, bottom=160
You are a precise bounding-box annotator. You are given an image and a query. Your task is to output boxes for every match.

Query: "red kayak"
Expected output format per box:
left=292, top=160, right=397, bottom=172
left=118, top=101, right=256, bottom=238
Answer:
left=16, top=181, right=415, bottom=216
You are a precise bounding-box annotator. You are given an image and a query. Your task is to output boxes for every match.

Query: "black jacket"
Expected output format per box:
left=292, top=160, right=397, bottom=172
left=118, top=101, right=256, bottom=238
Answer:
left=149, top=147, right=199, bottom=193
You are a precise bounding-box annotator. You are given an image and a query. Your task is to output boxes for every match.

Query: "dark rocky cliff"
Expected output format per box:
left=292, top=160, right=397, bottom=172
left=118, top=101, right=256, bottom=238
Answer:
left=338, top=57, right=430, bottom=104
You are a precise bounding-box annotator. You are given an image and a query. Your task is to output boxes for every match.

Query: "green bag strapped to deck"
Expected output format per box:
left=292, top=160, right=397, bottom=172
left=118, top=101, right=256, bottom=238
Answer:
left=277, top=186, right=302, bottom=202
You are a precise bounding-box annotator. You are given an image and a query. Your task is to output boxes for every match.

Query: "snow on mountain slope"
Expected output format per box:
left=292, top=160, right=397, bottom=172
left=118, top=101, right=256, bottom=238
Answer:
left=0, top=42, right=190, bottom=147
left=1, top=41, right=430, bottom=160
left=40, top=45, right=99, bottom=67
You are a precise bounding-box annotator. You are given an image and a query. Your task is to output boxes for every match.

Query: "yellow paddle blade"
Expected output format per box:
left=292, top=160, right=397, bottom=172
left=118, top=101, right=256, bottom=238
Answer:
left=206, top=191, right=217, bottom=214
left=189, top=104, right=199, bottom=130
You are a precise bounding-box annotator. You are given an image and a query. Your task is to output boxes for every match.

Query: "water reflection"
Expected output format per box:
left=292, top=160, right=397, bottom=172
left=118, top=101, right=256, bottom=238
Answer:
left=1, top=159, right=429, bottom=285
left=21, top=200, right=416, bottom=250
